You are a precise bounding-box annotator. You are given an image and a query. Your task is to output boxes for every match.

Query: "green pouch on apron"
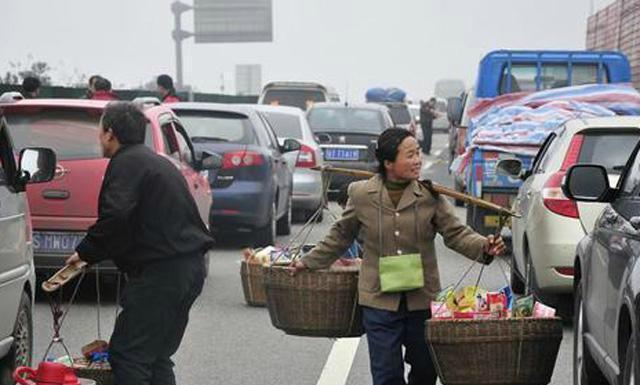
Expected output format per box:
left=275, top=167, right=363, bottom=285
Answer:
left=377, top=188, right=425, bottom=293
left=379, top=253, right=424, bottom=293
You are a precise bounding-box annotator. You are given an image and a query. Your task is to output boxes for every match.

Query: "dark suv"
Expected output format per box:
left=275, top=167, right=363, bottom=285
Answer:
left=564, top=144, right=640, bottom=385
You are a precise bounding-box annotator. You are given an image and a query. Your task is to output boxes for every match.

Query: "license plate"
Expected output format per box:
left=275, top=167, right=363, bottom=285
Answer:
left=483, top=215, right=512, bottom=228
left=33, top=232, right=86, bottom=254
left=324, top=148, right=360, bottom=161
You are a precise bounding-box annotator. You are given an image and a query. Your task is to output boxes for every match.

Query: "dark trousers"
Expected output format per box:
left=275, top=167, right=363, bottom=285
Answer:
left=420, top=123, right=433, bottom=154
left=363, top=298, right=437, bottom=385
left=109, top=254, right=206, bottom=385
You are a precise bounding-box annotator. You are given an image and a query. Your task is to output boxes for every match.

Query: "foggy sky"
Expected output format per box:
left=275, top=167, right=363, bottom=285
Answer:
left=1, top=0, right=614, bottom=101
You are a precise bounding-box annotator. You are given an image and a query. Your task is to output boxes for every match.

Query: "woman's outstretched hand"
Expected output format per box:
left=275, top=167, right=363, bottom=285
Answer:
left=484, top=235, right=506, bottom=257
left=286, top=260, right=307, bottom=276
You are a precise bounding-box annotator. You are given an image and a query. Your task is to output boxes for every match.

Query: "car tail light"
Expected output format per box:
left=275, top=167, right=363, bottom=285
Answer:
left=542, top=134, right=584, bottom=219
left=554, top=267, right=575, bottom=276
left=295, top=144, right=317, bottom=168
left=222, top=150, right=264, bottom=169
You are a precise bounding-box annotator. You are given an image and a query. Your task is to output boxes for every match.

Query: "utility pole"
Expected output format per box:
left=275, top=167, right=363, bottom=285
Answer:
left=171, top=1, right=194, bottom=90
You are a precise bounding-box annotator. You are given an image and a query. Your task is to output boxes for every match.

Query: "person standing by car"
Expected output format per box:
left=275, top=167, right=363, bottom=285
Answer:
left=291, top=128, right=505, bottom=385
left=420, top=98, right=437, bottom=155
left=65, top=101, right=214, bottom=385
left=90, top=77, right=119, bottom=101
left=84, top=74, right=102, bottom=99
left=21, top=76, right=41, bottom=99
left=157, top=74, right=180, bottom=103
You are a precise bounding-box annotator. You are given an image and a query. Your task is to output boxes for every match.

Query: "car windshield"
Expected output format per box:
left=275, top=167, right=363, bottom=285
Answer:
left=307, top=108, right=385, bottom=133
left=386, top=105, right=411, bottom=125
left=173, top=111, right=257, bottom=144
left=578, top=133, right=640, bottom=173
left=262, top=89, right=326, bottom=110
left=262, top=111, right=303, bottom=139
left=5, top=109, right=102, bottom=160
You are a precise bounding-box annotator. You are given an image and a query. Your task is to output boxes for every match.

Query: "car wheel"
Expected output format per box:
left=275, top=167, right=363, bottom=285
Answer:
left=0, top=292, right=32, bottom=385
left=276, top=196, right=292, bottom=236
left=623, top=329, right=636, bottom=385
left=254, top=202, right=276, bottom=247
left=573, top=281, right=608, bottom=385
left=510, top=255, right=526, bottom=295
left=454, top=179, right=465, bottom=207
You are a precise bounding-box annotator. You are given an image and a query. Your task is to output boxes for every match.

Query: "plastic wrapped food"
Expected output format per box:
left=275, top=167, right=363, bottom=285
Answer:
left=514, top=295, right=535, bottom=318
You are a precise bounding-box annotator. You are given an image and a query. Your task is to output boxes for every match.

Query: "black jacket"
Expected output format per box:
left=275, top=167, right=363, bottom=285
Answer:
left=76, top=144, right=213, bottom=270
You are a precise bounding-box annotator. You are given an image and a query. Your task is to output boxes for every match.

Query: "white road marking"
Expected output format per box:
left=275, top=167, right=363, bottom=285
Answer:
left=315, top=338, right=362, bottom=385
left=316, top=143, right=448, bottom=385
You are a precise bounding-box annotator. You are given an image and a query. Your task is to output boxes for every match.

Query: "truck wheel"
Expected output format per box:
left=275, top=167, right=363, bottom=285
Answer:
left=623, top=330, right=636, bottom=385
left=454, top=178, right=465, bottom=207
left=254, top=202, right=276, bottom=247
left=0, top=292, right=32, bottom=385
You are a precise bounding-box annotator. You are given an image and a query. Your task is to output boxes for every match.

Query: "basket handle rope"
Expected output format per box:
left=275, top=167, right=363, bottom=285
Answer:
left=43, top=269, right=87, bottom=366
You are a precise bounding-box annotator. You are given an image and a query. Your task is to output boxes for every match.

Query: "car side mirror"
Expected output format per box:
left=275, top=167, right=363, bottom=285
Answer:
left=195, top=151, right=222, bottom=171
left=280, top=138, right=301, bottom=153
left=496, top=158, right=524, bottom=179
left=563, top=164, right=612, bottom=202
left=18, top=147, right=56, bottom=185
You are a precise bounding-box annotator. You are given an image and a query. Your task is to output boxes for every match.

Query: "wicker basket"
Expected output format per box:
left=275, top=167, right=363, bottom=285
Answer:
left=73, top=359, right=114, bottom=385
left=264, top=265, right=363, bottom=338
left=426, top=318, right=563, bottom=385
left=240, top=260, right=268, bottom=307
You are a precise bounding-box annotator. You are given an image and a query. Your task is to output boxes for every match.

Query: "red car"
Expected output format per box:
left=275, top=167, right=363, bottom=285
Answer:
left=0, top=99, right=213, bottom=273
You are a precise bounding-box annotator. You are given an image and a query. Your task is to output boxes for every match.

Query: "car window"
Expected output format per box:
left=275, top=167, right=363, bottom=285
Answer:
left=0, top=123, right=12, bottom=185
left=501, top=64, right=537, bottom=94
left=573, top=64, right=608, bottom=85
left=262, top=111, right=303, bottom=139
left=386, top=105, right=412, bottom=125
left=172, top=121, right=193, bottom=164
left=5, top=108, right=102, bottom=160
left=257, top=113, right=280, bottom=150
left=262, top=89, right=326, bottom=110
left=621, top=147, right=640, bottom=196
left=308, top=108, right=385, bottom=133
left=540, top=64, right=569, bottom=89
left=173, top=110, right=257, bottom=145
left=578, top=133, right=640, bottom=174
left=160, top=122, right=180, bottom=162
left=533, top=132, right=558, bottom=173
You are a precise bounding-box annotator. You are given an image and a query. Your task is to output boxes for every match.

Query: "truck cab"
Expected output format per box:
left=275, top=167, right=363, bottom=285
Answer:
left=455, top=50, right=631, bottom=236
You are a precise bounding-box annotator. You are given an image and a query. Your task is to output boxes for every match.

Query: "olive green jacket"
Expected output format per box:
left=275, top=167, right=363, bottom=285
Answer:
left=301, top=175, right=488, bottom=312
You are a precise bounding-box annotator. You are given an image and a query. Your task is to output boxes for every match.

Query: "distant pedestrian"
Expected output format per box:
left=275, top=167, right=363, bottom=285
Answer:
left=91, top=77, right=119, bottom=101
left=21, top=76, right=41, bottom=99
left=157, top=74, right=180, bottom=103
left=85, top=74, right=102, bottom=99
left=419, top=98, right=437, bottom=155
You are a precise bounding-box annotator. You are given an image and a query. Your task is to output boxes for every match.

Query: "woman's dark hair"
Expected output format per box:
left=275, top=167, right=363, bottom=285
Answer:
left=94, top=77, right=112, bottom=91
left=375, top=128, right=414, bottom=178
left=157, top=74, right=174, bottom=91
left=101, top=101, right=147, bottom=145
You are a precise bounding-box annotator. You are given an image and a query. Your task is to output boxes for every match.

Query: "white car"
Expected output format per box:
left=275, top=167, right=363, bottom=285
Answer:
left=254, top=105, right=325, bottom=222
left=502, top=117, right=640, bottom=299
left=432, top=97, right=449, bottom=131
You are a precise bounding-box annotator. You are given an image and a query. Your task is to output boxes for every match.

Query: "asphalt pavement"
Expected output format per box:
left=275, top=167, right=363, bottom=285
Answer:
left=32, top=133, right=574, bottom=385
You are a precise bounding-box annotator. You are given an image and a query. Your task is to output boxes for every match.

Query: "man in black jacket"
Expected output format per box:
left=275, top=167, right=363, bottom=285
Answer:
left=66, top=101, right=214, bottom=385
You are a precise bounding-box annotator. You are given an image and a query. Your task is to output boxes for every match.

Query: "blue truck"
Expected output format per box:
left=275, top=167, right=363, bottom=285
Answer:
left=454, top=50, right=632, bottom=236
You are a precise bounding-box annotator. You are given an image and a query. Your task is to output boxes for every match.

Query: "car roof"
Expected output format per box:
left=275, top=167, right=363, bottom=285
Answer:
left=262, top=81, right=327, bottom=91
left=564, top=116, right=640, bottom=135
left=250, top=104, right=305, bottom=116
left=309, top=102, right=388, bottom=112
left=168, top=102, right=256, bottom=117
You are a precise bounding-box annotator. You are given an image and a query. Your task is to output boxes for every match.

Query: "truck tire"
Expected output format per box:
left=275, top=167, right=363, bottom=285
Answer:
left=0, top=292, right=32, bottom=385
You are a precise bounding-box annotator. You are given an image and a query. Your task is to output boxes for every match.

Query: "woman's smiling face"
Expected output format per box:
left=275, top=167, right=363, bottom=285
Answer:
left=384, top=136, right=422, bottom=181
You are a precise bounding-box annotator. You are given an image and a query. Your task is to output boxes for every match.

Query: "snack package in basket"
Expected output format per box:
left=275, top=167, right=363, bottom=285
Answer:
left=455, top=286, right=486, bottom=312
left=514, top=295, right=535, bottom=318
left=430, top=301, right=452, bottom=319
left=533, top=301, right=557, bottom=318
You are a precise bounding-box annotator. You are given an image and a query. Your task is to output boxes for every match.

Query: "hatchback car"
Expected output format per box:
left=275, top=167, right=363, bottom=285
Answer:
left=170, top=103, right=299, bottom=247
left=500, top=117, right=640, bottom=303
left=564, top=143, right=640, bottom=385
left=307, top=103, right=394, bottom=195
left=0, top=99, right=214, bottom=273
left=254, top=104, right=325, bottom=222
left=0, top=113, right=57, bottom=384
